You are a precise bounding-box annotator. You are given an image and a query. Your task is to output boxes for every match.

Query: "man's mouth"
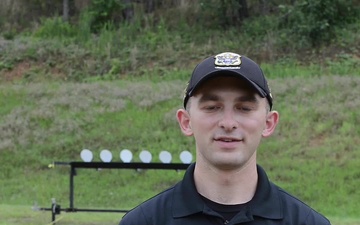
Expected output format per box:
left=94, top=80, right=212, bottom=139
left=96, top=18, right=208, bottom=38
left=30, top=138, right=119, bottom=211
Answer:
left=214, top=137, right=242, bottom=142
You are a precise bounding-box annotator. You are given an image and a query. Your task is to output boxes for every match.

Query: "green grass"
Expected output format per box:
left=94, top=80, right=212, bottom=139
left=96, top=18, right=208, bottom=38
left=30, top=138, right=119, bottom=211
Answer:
left=0, top=204, right=123, bottom=225
left=0, top=75, right=360, bottom=223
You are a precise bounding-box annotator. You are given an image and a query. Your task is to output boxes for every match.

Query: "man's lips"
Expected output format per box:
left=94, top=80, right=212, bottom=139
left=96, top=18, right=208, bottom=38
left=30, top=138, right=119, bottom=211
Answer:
left=213, top=136, right=243, bottom=149
left=214, top=136, right=243, bottom=142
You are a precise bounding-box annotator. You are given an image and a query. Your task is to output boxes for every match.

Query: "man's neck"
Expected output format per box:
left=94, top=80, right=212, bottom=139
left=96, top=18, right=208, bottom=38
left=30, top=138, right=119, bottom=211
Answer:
left=193, top=160, right=258, bottom=205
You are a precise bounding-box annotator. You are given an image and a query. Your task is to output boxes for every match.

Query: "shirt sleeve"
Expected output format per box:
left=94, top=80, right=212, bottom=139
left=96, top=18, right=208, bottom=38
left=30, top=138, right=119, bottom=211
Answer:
left=119, top=206, right=149, bottom=225
left=305, top=208, right=332, bottom=225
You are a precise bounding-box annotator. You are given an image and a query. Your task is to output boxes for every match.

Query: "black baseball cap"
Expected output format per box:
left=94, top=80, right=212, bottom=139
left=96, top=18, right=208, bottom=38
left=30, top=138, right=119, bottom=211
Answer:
left=183, top=52, right=273, bottom=109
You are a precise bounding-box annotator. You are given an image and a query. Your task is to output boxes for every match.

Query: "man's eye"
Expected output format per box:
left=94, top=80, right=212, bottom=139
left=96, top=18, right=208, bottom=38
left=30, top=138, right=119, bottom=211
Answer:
left=237, top=106, right=252, bottom=112
left=204, top=105, right=219, bottom=111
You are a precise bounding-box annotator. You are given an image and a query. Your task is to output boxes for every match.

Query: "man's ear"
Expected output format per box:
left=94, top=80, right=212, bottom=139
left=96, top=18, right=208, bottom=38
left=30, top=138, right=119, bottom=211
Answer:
left=176, top=109, right=193, bottom=136
left=262, top=110, right=279, bottom=137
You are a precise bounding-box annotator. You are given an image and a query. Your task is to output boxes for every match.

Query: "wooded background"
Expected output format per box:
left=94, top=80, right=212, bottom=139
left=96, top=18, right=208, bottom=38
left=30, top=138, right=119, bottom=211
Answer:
left=1, top=1, right=357, bottom=30
left=0, top=0, right=284, bottom=27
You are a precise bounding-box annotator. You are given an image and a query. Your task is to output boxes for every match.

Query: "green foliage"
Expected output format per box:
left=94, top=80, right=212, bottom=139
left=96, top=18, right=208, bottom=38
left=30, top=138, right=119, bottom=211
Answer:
left=33, top=17, right=76, bottom=39
left=326, top=53, right=360, bottom=75
left=0, top=60, right=14, bottom=70
left=198, top=0, right=248, bottom=28
left=280, top=0, right=359, bottom=46
left=87, top=0, right=126, bottom=32
left=241, top=15, right=278, bottom=39
left=76, top=10, right=94, bottom=43
left=24, top=0, right=63, bottom=12
left=2, top=29, right=17, bottom=40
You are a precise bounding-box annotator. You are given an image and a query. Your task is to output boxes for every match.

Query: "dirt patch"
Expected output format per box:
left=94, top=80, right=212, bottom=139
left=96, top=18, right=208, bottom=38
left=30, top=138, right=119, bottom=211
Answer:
left=2, top=61, right=32, bottom=81
left=309, top=133, right=326, bottom=148
left=1, top=61, right=68, bottom=82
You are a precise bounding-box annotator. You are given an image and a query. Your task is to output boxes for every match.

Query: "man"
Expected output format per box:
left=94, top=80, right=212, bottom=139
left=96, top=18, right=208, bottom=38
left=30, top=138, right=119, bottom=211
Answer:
left=119, top=52, right=331, bottom=225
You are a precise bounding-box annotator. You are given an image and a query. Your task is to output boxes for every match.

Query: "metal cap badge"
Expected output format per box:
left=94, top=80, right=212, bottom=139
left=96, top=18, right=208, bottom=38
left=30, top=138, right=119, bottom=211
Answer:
left=214, top=52, right=241, bottom=68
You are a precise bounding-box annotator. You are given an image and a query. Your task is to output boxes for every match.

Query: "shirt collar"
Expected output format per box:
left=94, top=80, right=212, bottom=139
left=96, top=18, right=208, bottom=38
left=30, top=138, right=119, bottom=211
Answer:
left=248, top=165, right=283, bottom=219
left=172, top=163, right=283, bottom=219
left=172, top=163, right=204, bottom=217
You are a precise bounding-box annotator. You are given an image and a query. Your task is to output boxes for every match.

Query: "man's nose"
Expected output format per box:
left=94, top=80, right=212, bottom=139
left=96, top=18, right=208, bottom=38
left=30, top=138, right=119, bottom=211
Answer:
left=218, top=110, right=238, bottom=131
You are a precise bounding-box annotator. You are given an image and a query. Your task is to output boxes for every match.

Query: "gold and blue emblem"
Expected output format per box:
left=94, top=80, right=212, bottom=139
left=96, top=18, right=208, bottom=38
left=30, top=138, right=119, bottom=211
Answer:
left=214, top=52, right=241, bottom=67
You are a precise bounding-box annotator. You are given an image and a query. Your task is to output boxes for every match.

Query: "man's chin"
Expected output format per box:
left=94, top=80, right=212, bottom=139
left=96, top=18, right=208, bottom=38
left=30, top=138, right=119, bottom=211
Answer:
left=213, top=160, right=245, bottom=171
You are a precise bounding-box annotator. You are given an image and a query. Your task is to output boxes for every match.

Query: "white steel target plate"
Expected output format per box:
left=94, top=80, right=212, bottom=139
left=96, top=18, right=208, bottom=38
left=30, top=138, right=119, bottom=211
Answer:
left=120, top=149, right=133, bottom=163
left=139, top=150, right=152, bottom=163
left=100, top=149, right=113, bottom=162
left=159, top=151, right=172, bottom=163
left=180, top=150, right=193, bottom=164
left=80, top=149, right=93, bottom=162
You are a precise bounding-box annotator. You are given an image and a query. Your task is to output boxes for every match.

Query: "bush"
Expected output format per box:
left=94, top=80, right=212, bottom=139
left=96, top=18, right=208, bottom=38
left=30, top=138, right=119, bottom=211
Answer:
left=198, top=0, right=249, bottom=28
left=87, top=0, right=126, bottom=32
left=280, top=0, right=359, bottom=46
left=33, top=17, right=76, bottom=39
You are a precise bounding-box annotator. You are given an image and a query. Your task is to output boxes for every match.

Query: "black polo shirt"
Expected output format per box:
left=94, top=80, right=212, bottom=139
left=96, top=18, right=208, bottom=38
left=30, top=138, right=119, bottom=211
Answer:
left=119, top=163, right=331, bottom=225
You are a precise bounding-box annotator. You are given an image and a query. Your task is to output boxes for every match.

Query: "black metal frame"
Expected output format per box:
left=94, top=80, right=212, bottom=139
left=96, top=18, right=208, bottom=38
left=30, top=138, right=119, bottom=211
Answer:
left=39, top=161, right=190, bottom=223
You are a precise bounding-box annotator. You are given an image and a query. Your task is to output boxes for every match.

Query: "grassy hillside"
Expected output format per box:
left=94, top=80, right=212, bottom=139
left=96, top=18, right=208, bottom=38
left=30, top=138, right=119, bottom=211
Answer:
left=0, top=7, right=360, bottom=224
left=1, top=74, right=360, bottom=221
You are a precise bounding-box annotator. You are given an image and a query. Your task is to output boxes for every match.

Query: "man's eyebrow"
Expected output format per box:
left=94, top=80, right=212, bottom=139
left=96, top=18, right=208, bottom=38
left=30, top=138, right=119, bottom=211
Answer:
left=198, top=94, right=220, bottom=103
left=198, top=93, right=259, bottom=104
left=235, top=95, right=258, bottom=103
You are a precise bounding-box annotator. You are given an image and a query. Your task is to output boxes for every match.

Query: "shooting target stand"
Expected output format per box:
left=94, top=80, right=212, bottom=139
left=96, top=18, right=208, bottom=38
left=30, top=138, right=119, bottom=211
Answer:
left=34, top=149, right=192, bottom=223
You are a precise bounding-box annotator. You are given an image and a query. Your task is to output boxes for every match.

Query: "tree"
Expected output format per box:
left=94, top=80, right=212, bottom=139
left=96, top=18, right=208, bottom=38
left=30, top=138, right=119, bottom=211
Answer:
left=122, top=0, right=134, bottom=21
left=237, top=0, right=249, bottom=20
left=63, top=0, right=70, bottom=21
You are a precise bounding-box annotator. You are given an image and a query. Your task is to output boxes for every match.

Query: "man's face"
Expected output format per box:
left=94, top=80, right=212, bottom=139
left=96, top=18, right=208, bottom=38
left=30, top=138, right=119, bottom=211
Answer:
left=177, top=76, right=278, bottom=170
